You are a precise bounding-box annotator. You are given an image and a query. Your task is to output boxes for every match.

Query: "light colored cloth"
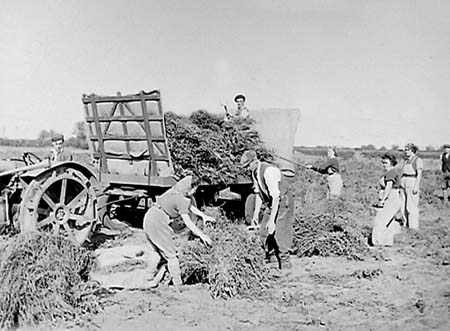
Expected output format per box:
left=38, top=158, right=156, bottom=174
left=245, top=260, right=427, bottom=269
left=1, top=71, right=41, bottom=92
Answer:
left=327, top=173, right=343, bottom=198
left=143, top=207, right=182, bottom=285
left=255, top=162, right=281, bottom=200
left=172, top=175, right=193, bottom=196
left=401, top=157, right=422, bottom=229
left=143, top=185, right=191, bottom=286
left=372, top=189, right=402, bottom=246
left=401, top=186, right=420, bottom=229
left=156, top=189, right=190, bottom=219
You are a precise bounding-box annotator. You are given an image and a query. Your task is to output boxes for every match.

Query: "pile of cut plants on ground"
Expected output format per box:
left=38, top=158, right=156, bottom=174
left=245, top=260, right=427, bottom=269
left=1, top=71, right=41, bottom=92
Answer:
left=292, top=198, right=369, bottom=260
left=291, top=161, right=371, bottom=261
left=0, top=233, right=103, bottom=329
left=165, top=110, right=273, bottom=185
left=179, top=211, right=271, bottom=299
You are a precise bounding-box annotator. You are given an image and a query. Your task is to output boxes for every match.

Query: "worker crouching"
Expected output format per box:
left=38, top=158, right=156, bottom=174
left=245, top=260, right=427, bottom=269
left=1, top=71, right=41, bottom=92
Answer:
left=143, top=175, right=214, bottom=288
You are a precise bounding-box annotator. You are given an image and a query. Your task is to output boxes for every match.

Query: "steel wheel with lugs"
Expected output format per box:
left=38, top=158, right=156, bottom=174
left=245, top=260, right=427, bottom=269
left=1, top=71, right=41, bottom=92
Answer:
left=18, top=166, right=98, bottom=244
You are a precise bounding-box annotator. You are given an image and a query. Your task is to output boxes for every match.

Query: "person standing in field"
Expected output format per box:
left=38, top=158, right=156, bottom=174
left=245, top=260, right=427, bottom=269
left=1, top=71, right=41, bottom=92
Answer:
left=143, top=175, right=214, bottom=288
left=306, top=147, right=343, bottom=198
left=241, top=150, right=294, bottom=271
left=401, top=143, right=423, bottom=229
left=440, top=144, right=450, bottom=203
left=48, top=133, right=73, bottom=163
left=371, top=153, right=402, bottom=246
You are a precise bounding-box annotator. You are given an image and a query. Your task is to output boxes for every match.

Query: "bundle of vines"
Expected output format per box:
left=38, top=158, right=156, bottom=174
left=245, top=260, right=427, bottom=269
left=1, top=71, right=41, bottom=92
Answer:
left=179, top=214, right=270, bottom=299
left=165, top=110, right=273, bottom=185
left=0, top=233, right=101, bottom=329
left=293, top=199, right=369, bottom=260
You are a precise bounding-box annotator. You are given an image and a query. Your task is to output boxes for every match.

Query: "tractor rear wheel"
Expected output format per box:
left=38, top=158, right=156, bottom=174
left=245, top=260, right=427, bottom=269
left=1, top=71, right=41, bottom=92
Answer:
left=18, top=166, right=98, bottom=244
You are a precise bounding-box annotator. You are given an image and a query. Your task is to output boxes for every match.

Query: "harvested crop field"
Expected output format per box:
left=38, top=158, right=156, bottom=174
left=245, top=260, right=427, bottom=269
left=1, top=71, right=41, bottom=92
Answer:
left=1, top=147, right=450, bottom=331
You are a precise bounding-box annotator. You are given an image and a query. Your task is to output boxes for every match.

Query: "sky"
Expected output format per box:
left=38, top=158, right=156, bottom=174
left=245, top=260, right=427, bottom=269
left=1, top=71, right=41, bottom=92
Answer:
left=1, top=0, right=449, bottom=148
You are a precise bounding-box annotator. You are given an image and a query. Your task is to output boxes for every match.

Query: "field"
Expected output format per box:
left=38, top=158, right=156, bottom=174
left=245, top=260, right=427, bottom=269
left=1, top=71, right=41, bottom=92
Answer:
left=1, top=146, right=450, bottom=331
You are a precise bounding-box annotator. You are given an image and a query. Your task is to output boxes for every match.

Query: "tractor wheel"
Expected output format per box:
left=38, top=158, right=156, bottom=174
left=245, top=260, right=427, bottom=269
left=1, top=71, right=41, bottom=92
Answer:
left=18, top=166, right=98, bottom=244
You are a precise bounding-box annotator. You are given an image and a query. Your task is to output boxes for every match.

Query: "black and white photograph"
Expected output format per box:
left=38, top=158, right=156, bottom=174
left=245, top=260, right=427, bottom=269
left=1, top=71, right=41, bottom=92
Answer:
left=1, top=1, right=449, bottom=330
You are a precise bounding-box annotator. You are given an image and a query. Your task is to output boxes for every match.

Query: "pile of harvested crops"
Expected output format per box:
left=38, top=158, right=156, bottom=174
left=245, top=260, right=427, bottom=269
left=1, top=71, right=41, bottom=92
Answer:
left=293, top=191, right=369, bottom=261
left=0, top=233, right=101, bottom=329
left=179, top=213, right=270, bottom=299
left=165, top=110, right=273, bottom=185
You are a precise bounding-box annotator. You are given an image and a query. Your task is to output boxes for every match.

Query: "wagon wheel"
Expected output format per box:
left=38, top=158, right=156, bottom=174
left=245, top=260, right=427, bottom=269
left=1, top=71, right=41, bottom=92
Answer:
left=18, top=166, right=98, bottom=244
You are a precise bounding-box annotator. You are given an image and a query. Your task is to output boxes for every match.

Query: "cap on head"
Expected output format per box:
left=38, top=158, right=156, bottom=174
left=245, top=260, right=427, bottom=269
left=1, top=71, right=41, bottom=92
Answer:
left=240, top=150, right=257, bottom=167
left=51, top=133, right=64, bottom=142
left=234, top=94, right=246, bottom=103
left=405, top=143, right=418, bottom=153
left=444, top=144, right=450, bottom=149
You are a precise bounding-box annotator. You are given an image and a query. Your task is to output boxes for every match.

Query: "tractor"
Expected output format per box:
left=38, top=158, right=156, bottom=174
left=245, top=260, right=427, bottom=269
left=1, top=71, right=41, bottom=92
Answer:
left=0, top=90, right=300, bottom=244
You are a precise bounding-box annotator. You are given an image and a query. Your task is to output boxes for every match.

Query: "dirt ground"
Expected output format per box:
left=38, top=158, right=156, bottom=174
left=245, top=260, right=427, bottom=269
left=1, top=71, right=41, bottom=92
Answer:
left=3, top=146, right=449, bottom=330
left=63, top=204, right=449, bottom=331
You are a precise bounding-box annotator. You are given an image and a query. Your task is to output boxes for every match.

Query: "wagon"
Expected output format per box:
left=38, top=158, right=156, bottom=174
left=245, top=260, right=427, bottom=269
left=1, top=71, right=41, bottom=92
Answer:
left=0, top=90, right=300, bottom=244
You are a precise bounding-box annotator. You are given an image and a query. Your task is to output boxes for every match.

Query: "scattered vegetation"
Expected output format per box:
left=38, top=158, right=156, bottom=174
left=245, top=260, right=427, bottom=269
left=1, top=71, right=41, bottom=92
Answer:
left=0, top=233, right=101, bottom=329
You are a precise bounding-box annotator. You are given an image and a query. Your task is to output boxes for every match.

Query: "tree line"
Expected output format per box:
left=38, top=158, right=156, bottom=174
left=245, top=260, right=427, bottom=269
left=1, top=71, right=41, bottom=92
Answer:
left=0, top=122, right=88, bottom=149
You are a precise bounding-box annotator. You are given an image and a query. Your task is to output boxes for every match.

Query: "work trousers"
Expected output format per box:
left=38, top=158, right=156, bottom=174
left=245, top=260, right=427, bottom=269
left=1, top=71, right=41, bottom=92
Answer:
left=259, top=179, right=294, bottom=269
left=143, top=207, right=182, bottom=285
left=372, top=190, right=402, bottom=246
left=401, top=178, right=420, bottom=229
left=327, top=173, right=343, bottom=198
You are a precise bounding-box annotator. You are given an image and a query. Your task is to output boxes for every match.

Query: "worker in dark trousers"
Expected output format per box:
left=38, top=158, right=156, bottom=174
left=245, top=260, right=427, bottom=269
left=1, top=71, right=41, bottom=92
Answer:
left=241, top=150, right=294, bottom=271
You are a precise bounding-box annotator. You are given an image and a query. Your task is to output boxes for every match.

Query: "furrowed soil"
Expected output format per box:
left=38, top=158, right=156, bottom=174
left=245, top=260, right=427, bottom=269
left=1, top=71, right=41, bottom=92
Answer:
left=2, top=146, right=449, bottom=331
left=81, top=206, right=450, bottom=331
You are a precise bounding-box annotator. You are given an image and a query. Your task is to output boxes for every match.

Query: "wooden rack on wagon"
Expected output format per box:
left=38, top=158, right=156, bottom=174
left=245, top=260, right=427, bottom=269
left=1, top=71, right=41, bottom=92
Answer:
left=82, top=90, right=177, bottom=227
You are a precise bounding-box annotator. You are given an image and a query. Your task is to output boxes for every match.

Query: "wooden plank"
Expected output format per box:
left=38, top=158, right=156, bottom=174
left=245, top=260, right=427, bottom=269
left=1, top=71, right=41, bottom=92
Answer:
left=117, top=92, right=132, bottom=158
left=102, top=102, right=118, bottom=135
left=123, top=102, right=149, bottom=133
left=82, top=95, right=97, bottom=161
left=88, top=135, right=166, bottom=142
left=89, top=95, right=108, bottom=173
left=82, top=90, right=160, bottom=104
left=100, top=173, right=175, bottom=188
left=157, top=92, right=172, bottom=170
left=91, top=152, right=170, bottom=161
left=140, top=91, right=157, bottom=179
left=85, top=116, right=163, bottom=122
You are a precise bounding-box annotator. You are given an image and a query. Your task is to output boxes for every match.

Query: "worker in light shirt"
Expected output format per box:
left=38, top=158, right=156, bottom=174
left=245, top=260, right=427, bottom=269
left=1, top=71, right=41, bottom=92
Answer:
left=240, top=150, right=294, bottom=271
left=306, top=147, right=343, bottom=198
left=401, top=143, right=423, bottom=229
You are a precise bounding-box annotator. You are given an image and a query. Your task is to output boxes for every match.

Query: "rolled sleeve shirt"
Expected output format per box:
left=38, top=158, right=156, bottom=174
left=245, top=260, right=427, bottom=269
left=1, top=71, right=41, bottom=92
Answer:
left=254, top=163, right=281, bottom=201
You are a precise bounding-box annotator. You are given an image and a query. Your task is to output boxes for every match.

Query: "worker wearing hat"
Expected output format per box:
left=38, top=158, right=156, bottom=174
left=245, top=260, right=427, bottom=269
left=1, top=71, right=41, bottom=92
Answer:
left=440, top=144, right=450, bottom=202
left=400, top=143, right=423, bottom=229
left=240, top=150, right=294, bottom=271
left=49, top=133, right=73, bottom=163
left=224, top=94, right=250, bottom=121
